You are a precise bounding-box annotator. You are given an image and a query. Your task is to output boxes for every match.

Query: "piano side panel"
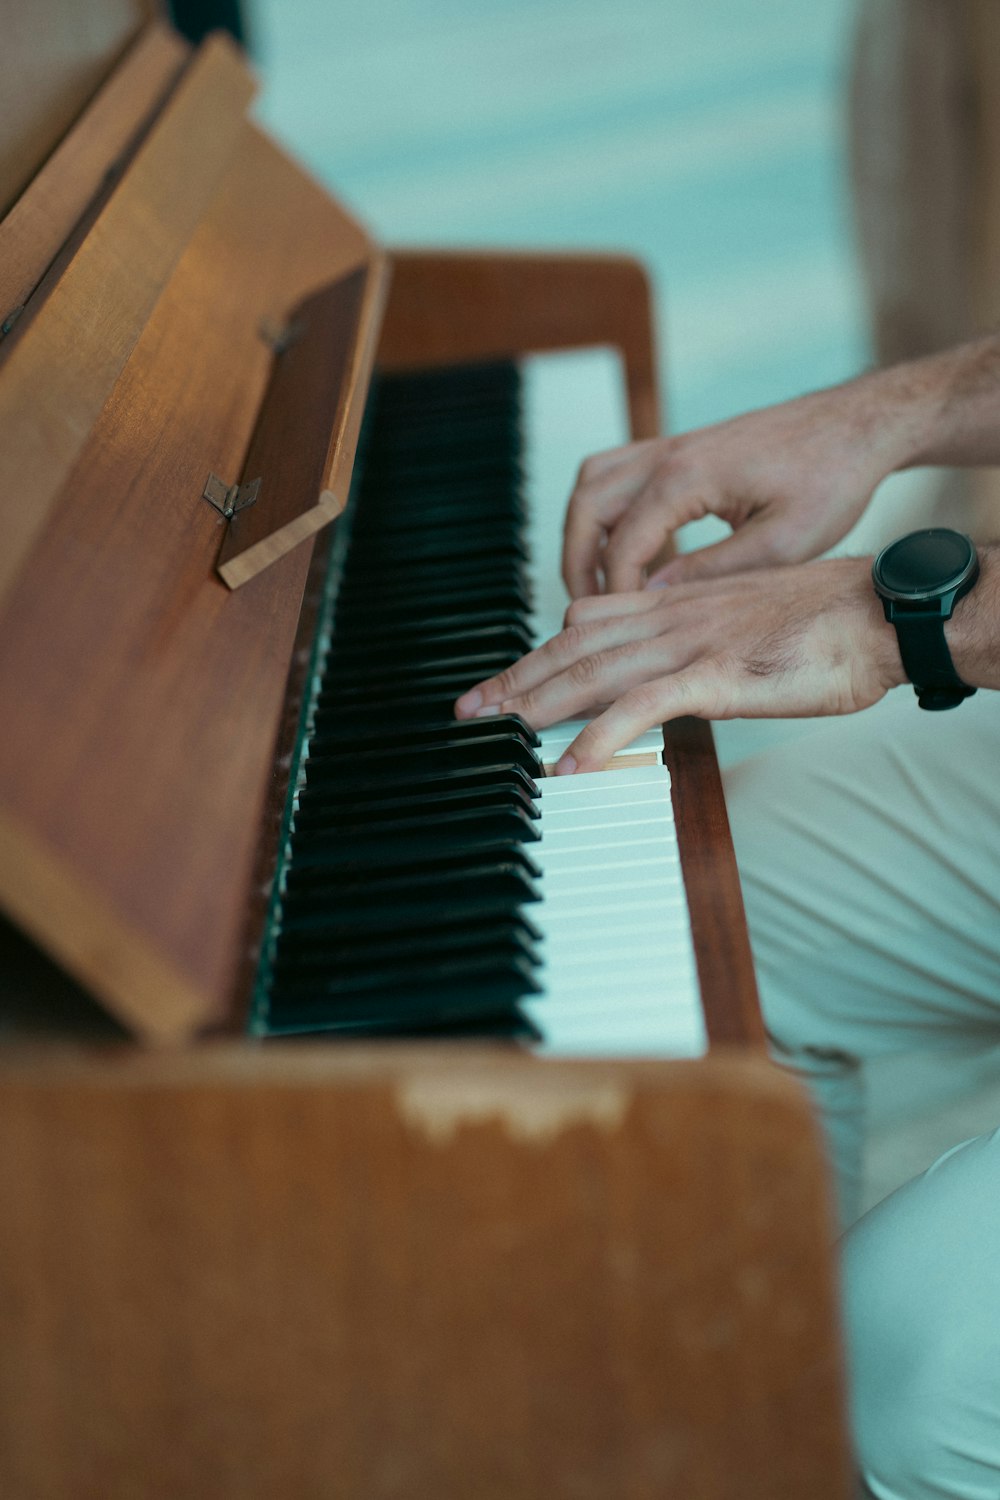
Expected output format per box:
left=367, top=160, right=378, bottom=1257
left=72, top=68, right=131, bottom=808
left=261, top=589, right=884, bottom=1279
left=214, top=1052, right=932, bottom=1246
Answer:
left=0, top=124, right=375, bottom=1041
left=662, top=718, right=764, bottom=1046
left=0, top=1045, right=851, bottom=1500
left=378, top=249, right=662, bottom=440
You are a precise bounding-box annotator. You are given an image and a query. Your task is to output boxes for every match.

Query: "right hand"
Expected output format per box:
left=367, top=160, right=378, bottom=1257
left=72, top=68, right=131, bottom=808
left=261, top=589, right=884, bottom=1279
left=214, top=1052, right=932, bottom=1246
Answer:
left=561, top=370, right=923, bottom=597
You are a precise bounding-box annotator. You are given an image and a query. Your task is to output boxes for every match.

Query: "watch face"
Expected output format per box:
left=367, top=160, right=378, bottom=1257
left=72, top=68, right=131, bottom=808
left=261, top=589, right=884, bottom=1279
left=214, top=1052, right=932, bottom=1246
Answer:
left=874, top=528, right=976, bottom=599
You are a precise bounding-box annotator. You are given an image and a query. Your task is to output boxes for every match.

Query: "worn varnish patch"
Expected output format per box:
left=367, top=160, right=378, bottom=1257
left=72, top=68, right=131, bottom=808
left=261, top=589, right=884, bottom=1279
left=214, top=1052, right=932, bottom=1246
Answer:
left=397, top=1069, right=629, bottom=1144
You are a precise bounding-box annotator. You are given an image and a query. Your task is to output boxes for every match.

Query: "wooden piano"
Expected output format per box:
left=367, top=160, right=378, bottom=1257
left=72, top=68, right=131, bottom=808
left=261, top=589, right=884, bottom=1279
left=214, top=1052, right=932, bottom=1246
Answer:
left=0, top=4, right=852, bottom=1496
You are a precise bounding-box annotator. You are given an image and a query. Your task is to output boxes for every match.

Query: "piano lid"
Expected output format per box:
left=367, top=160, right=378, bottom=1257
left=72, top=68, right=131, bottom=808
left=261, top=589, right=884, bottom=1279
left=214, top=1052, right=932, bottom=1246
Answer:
left=0, top=21, right=385, bottom=1041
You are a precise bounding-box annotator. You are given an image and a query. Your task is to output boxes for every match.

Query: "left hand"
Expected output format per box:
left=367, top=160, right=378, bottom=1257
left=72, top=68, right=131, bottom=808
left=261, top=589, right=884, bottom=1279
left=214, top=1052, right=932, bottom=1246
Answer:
left=454, top=557, right=906, bottom=772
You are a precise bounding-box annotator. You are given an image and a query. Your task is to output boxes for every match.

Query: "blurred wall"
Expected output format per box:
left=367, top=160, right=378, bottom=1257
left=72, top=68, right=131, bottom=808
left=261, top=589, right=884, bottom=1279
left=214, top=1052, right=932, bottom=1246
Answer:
left=247, top=0, right=867, bottom=435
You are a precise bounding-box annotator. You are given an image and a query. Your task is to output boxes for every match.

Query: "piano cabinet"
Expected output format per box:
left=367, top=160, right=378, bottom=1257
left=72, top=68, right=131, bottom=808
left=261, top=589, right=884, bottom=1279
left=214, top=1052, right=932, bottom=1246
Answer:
left=0, top=11, right=851, bottom=1498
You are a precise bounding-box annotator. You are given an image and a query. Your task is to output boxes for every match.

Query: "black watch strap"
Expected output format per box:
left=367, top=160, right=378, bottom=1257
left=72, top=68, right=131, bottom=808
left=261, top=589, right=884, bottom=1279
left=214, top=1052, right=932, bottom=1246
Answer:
left=893, top=613, right=976, bottom=711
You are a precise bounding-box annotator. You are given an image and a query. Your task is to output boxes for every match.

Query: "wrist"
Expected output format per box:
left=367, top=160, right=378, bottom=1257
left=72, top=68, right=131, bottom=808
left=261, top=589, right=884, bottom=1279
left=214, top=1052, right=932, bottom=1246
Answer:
left=889, top=335, right=1000, bottom=470
left=850, top=358, right=948, bottom=474
left=945, top=542, right=1000, bottom=690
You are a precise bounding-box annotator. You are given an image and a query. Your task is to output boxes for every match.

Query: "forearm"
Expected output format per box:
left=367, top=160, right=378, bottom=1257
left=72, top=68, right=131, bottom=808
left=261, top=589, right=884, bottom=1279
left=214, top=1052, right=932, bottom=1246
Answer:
left=871, top=334, right=1000, bottom=471
left=946, top=542, right=1000, bottom=690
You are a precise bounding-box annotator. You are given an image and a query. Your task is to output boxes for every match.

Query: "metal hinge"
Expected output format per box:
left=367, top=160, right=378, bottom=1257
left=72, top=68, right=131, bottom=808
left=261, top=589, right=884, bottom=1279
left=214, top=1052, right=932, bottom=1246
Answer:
left=202, top=472, right=260, bottom=520
left=259, top=316, right=305, bottom=354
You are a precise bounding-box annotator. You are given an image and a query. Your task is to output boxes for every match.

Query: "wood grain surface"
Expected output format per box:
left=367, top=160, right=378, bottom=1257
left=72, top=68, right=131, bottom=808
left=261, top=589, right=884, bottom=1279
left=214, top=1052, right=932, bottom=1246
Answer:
left=217, top=254, right=389, bottom=588
left=0, top=0, right=155, bottom=218
left=379, top=249, right=662, bottom=439
left=0, top=121, right=375, bottom=1041
left=0, top=1044, right=851, bottom=1500
left=662, top=718, right=764, bottom=1046
left=0, top=22, right=188, bottom=329
left=0, top=32, right=254, bottom=611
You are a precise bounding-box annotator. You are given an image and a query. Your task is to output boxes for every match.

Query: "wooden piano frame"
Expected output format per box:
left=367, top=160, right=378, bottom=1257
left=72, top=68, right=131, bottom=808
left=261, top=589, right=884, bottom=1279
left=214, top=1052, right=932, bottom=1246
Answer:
left=0, top=8, right=852, bottom=1497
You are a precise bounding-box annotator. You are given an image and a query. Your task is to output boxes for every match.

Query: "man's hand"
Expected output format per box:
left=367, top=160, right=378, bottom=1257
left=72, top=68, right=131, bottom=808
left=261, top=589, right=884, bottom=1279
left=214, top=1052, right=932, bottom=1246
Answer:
left=455, top=558, right=906, bottom=772
left=562, top=374, right=928, bottom=597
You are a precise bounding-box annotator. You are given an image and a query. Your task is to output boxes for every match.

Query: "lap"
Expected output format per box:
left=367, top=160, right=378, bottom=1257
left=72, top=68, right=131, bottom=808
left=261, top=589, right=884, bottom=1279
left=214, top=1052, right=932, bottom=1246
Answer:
left=723, top=688, right=1000, bottom=1056
left=844, top=1128, right=1000, bottom=1500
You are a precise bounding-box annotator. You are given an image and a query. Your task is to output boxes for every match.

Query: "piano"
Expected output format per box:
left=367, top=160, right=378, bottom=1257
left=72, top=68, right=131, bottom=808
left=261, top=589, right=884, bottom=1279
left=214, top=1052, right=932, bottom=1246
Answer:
left=0, top=6, right=852, bottom=1497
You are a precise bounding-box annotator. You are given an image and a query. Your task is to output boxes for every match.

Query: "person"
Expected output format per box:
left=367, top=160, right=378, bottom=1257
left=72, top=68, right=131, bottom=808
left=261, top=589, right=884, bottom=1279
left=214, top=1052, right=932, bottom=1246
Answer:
left=455, top=332, right=1000, bottom=1500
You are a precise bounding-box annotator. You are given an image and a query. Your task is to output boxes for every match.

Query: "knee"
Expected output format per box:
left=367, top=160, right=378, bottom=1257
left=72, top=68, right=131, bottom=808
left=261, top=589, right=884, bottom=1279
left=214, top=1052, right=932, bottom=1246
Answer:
left=850, top=1343, right=975, bottom=1500
left=843, top=1159, right=1000, bottom=1499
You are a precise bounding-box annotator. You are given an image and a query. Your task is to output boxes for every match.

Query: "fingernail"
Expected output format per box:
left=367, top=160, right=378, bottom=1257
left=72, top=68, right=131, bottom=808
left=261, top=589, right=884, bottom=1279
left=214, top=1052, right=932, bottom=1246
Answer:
left=455, top=689, right=482, bottom=716
left=475, top=704, right=500, bottom=718
left=555, top=753, right=577, bottom=776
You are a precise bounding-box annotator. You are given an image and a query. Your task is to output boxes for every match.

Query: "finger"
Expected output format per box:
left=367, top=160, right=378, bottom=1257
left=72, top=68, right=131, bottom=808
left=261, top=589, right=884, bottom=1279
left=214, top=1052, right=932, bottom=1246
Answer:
left=644, top=515, right=783, bottom=586
left=560, top=497, right=602, bottom=599
left=602, top=496, right=673, bottom=593
left=563, top=590, right=664, bottom=627
left=454, top=612, right=668, bottom=718
left=492, top=639, right=680, bottom=731
left=554, top=666, right=723, bottom=773
left=561, top=450, right=655, bottom=598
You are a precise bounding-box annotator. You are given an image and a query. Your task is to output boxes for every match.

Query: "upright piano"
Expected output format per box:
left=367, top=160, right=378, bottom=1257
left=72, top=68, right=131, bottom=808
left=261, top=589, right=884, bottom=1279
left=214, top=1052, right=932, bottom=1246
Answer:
left=0, top=5, right=852, bottom=1496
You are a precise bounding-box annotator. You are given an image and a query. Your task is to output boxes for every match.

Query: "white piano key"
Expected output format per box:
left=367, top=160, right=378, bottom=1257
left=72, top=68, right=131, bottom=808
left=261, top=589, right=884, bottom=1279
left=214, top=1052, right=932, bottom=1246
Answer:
left=527, top=1006, right=707, bottom=1058
left=536, top=825, right=678, bottom=857
left=537, top=764, right=671, bottom=796
left=519, top=352, right=704, bottom=1059
left=540, top=916, right=689, bottom=949
left=532, top=981, right=700, bottom=1016
left=535, top=855, right=682, bottom=885
left=539, top=933, right=694, bottom=967
left=538, top=721, right=664, bottom=761
left=541, top=900, right=688, bottom=932
left=538, top=801, right=674, bottom=831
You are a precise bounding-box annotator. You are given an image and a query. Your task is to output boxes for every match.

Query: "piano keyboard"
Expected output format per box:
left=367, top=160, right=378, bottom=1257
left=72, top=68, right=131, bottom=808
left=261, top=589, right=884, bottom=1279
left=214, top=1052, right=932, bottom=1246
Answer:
left=252, top=360, right=704, bottom=1056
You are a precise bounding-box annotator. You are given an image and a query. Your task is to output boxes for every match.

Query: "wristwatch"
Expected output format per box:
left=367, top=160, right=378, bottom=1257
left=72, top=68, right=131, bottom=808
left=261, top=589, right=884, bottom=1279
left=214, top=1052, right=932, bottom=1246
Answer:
left=871, top=528, right=979, bottom=711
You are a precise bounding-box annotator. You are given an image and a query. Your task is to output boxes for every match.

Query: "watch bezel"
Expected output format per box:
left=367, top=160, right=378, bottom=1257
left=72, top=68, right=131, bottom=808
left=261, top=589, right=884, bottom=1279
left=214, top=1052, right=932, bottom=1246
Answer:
left=872, top=528, right=978, bottom=605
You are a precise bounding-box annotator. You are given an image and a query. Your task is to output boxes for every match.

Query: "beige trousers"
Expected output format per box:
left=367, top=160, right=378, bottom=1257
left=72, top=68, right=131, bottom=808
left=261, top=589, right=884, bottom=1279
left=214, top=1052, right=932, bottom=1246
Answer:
left=723, top=687, right=1000, bottom=1499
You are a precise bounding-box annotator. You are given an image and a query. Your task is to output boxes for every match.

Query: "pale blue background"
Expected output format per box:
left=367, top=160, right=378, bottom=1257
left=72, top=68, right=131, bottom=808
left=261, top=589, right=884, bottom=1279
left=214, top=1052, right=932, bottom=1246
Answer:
left=248, top=0, right=869, bottom=434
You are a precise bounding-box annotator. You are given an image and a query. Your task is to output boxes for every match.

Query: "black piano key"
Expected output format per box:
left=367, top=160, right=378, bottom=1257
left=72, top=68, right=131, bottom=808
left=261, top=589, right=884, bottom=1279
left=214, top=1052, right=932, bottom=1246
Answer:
left=286, top=828, right=542, bottom=883
left=324, top=624, right=535, bottom=668
left=306, top=697, right=484, bottom=733
left=267, top=956, right=542, bottom=1031
left=330, top=608, right=534, bottom=647
left=277, top=894, right=543, bottom=947
left=334, top=584, right=533, bottom=625
left=265, top=1004, right=539, bottom=1042
left=293, top=782, right=540, bottom=830
left=304, top=735, right=540, bottom=779
left=303, top=713, right=539, bottom=755
left=277, top=885, right=539, bottom=948
left=350, top=495, right=528, bottom=535
left=292, top=808, right=541, bottom=855
left=318, top=652, right=522, bottom=695
left=300, top=762, right=539, bottom=802
left=281, top=858, right=541, bottom=914
left=257, top=359, right=543, bottom=1041
left=284, top=910, right=541, bottom=963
